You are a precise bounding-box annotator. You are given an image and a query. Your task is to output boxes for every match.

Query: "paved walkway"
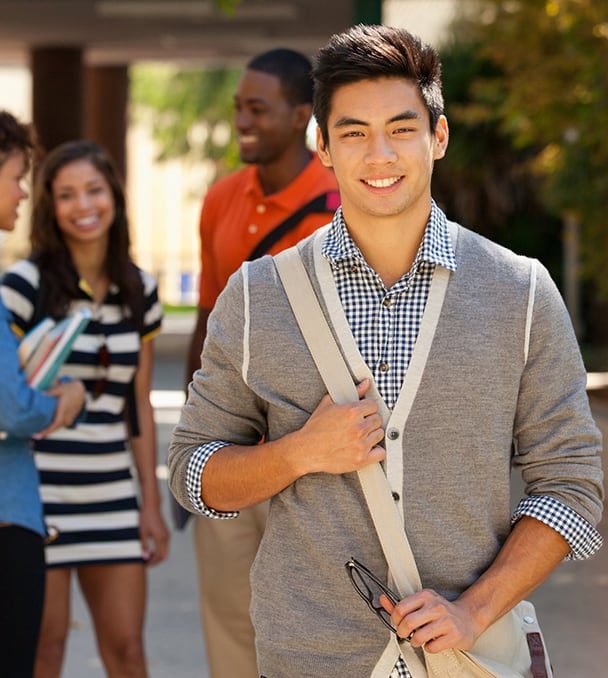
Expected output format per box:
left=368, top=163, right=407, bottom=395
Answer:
left=61, top=317, right=608, bottom=676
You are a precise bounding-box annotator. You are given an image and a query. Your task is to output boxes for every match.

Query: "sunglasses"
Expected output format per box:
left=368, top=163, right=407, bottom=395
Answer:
left=345, top=557, right=412, bottom=642
left=92, top=343, right=110, bottom=399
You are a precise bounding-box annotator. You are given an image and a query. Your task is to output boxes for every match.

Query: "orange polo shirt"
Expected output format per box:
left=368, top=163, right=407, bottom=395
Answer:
left=198, top=154, right=338, bottom=309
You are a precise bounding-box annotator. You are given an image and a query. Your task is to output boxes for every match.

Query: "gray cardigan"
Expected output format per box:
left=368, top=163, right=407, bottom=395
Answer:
left=169, top=223, right=603, bottom=677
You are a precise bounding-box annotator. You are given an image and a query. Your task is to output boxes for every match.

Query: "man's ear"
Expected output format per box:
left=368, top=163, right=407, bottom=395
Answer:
left=433, top=114, right=449, bottom=160
left=293, top=103, right=313, bottom=132
left=316, top=126, right=332, bottom=168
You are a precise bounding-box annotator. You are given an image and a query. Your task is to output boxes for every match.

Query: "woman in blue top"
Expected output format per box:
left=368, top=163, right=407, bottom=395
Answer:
left=0, top=110, right=85, bottom=678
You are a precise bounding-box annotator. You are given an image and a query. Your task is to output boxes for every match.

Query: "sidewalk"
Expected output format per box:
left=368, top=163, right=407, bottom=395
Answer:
left=62, top=317, right=608, bottom=676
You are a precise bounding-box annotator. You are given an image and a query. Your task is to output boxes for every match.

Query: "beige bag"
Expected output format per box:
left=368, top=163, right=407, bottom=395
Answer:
left=274, top=237, right=552, bottom=678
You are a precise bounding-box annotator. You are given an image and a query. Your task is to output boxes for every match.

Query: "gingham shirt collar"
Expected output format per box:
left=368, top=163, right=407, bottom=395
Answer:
left=322, top=200, right=457, bottom=280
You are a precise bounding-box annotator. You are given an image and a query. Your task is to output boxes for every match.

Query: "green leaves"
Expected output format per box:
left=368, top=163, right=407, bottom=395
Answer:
left=446, top=0, right=608, bottom=292
left=130, top=64, right=241, bottom=177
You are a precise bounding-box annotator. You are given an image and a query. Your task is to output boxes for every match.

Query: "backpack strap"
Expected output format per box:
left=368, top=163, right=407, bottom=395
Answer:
left=247, top=191, right=339, bottom=261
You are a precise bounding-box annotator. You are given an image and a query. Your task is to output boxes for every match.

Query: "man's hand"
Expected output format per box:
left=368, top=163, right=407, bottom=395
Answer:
left=291, top=379, right=386, bottom=475
left=381, top=589, right=482, bottom=654
left=34, top=380, right=86, bottom=439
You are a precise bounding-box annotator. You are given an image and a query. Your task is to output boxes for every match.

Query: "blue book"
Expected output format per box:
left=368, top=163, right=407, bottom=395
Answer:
left=22, top=308, right=91, bottom=390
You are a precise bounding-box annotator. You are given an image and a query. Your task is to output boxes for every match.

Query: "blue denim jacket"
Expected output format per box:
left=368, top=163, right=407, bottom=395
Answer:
left=0, top=297, right=56, bottom=536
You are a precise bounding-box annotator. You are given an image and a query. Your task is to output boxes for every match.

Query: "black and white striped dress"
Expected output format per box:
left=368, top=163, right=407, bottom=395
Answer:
left=1, top=260, right=162, bottom=568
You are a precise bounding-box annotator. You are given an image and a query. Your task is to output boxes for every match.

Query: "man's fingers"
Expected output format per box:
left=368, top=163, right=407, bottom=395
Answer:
left=364, top=445, right=386, bottom=466
left=356, top=378, right=371, bottom=398
left=379, top=593, right=395, bottom=614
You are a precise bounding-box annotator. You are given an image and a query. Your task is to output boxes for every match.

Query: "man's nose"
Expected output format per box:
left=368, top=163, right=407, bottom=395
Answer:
left=235, top=109, right=252, bottom=131
left=365, top=135, right=398, bottom=165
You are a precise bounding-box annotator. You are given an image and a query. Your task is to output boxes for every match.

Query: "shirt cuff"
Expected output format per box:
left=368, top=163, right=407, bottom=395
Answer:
left=512, top=495, right=603, bottom=561
left=185, top=441, right=239, bottom=519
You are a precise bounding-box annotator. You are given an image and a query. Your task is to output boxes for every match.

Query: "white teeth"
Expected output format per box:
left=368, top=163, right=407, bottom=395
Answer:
left=76, top=216, right=97, bottom=226
left=239, top=135, right=258, bottom=143
left=364, top=177, right=401, bottom=188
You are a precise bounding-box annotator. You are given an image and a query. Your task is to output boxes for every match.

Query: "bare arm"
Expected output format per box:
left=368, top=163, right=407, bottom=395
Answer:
left=383, top=516, right=569, bottom=653
left=129, top=339, right=169, bottom=565
left=184, top=306, right=210, bottom=394
left=202, top=380, right=386, bottom=511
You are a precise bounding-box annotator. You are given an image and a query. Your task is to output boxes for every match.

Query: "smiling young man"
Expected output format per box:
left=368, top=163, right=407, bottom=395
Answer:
left=183, top=48, right=337, bottom=678
left=170, top=26, right=603, bottom=677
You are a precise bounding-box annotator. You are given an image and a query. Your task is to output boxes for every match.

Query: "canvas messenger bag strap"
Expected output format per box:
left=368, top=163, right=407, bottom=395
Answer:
left=247, top=191, right=339, bottom=261
left=274, top=229, right=550, bottom=678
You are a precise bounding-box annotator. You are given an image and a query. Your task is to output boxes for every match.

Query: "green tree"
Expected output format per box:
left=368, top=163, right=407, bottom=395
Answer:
left=433, top=39, right=563, bottom=283
left=130, top=64, right=241, bottom=178
left=451, top=0, right=608, bottom=294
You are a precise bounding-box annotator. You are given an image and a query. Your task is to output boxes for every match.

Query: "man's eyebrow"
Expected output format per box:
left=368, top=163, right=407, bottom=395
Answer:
left=333, top=110, right=421, bottom=128
left=333, top=116, right=368, bottom=128
left=387, top=110, right=420, bottom=124
left=233, top=95, right=268, bottom=106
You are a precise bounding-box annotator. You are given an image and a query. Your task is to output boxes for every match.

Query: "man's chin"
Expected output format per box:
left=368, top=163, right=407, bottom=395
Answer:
left=239, top=149, right=260, bottom=165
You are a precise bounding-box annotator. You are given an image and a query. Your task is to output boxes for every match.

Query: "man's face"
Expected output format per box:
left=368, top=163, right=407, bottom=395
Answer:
left=234, top=69, right=305, bottom=165
left=317, top=77, right=448, bottom=229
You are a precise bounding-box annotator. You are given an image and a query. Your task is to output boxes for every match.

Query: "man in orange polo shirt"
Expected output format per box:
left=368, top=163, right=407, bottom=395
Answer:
left=184, top=48, right=338, bottom=678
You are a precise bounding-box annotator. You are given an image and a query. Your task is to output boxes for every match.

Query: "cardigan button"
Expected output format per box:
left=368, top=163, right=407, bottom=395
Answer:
left=387, top=428, right=399, bottom=440
left=392, top=491, right=400, bottom=502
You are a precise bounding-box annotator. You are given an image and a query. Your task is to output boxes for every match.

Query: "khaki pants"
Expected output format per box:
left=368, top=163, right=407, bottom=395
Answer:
left=193, top=501, right=268, bottom=678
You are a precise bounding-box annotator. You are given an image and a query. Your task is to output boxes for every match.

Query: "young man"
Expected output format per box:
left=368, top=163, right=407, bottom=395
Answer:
left=170, top=26, right=603, bottom=677
left=184, top=48, right=337, bottom=678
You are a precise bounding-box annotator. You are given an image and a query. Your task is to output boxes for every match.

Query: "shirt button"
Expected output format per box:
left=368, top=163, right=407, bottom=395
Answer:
left=392, top=491, right=400, bottom=502
left=350, top=264, right=359, bottom=273
left=382, top=297, right=393, bottom=308
left=248, top=224, right=258, bottom=234
left=379, top=362, right=389, bottom=373
left=256, top=204, right=266, bottom=214
left=387, top=429, right=399, bottom=440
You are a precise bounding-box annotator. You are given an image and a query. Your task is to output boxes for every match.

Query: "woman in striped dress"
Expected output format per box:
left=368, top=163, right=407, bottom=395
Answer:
left=1, top=140, right=169, bottom=677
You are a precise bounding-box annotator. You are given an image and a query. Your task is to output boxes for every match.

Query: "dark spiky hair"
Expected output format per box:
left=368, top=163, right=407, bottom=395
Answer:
left=313, top=24, right=444, bottom=144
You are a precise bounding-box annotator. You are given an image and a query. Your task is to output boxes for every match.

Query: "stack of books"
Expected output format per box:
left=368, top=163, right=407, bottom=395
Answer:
left=18, top=308, right=92, bottom=390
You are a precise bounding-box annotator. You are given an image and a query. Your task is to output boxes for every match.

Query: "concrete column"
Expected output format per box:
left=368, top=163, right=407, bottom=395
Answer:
left=84, top=65, right=129, bottom=181
left=31, top=47, right=84, bottom=152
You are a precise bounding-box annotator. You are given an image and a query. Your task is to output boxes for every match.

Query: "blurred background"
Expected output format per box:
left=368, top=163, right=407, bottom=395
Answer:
left=0, top=0, right=606, bottom=364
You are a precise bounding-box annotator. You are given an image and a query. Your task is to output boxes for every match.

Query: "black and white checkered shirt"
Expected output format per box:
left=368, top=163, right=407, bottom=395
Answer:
left=186, top=202, right=602, bottom=678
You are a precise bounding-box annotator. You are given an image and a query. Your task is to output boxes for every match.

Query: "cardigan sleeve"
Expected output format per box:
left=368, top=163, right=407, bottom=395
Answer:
left=168, top=266, right=268, bottom=512
left=512, top=261, right=603, bottom=528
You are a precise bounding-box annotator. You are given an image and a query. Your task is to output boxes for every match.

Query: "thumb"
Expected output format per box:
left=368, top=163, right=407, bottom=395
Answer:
left=314, top=393, right=334, bottom=412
